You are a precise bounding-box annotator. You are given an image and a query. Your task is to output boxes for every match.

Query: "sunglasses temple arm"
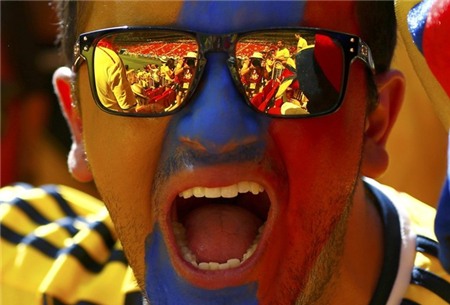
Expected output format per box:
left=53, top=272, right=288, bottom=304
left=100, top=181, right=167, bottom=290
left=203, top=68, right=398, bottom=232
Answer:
left=72, top=40, right=87, bottom=72
left=358, top=40, right=376, bottom=74
left=72, top=54, right=87, bottom=73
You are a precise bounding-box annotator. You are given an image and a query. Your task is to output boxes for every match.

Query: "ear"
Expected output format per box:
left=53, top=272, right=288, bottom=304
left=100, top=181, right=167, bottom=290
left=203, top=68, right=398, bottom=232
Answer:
left=361, top=70, right=405, bottom=178
left=53, top=67, right=93, bottom=182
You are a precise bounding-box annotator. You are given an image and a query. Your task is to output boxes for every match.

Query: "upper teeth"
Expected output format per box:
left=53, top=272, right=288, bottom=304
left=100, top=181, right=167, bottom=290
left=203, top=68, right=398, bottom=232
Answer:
left=179, top=181, right=264, bottom=199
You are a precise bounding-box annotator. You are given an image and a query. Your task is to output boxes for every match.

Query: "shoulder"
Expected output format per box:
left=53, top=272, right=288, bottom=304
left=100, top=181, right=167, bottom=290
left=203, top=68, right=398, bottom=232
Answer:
left=365, top=178, right=450, bottom=305
left=0, top=184, right=107, bottom=236
left=96, top=46, right=120, bottom=63
left=366, top=179, right=436, bottom=239
left=0, top=184, right=141, bottom=305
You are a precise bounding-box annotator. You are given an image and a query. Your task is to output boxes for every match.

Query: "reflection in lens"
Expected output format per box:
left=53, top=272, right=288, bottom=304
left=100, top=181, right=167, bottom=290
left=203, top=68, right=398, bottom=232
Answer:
left=236, top=30, right=343, bottom=116
left=93, top=31, right=198, bottom=115
left=296, top=35, right=343, bottom=114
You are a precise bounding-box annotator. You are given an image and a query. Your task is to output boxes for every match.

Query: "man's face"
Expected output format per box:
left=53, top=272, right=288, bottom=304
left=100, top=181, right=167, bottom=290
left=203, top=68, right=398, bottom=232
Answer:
left=77, top=1, right=370, bottom=304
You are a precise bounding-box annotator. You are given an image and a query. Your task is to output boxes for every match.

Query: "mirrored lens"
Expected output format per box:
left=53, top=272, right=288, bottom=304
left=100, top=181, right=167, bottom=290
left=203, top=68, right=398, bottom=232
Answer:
left=92, top=30, right=198, bottom=115
left=236, top=30, right=344, bottom=116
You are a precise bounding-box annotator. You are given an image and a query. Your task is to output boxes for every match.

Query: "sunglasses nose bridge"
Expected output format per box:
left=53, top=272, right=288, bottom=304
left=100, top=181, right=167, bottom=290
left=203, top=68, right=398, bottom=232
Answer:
left=196, top=33, right=245, bottom=103
left=199, top=33, right=235, bottom=53
left=175, top=51, right=266, bottom=153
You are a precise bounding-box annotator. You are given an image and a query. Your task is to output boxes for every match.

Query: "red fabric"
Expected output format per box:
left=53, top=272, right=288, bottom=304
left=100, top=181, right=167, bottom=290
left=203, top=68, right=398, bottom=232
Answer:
left=97, top=39, right=114, bottom=50
left=251, top=93, right=264, bottom=108
left=1, top=101, right=22, bottom=186
left=1, top=42, right=21, bottom=185
left=313, top=34, right=342, bottom=92
left=423, top=0, right=450, bottom=98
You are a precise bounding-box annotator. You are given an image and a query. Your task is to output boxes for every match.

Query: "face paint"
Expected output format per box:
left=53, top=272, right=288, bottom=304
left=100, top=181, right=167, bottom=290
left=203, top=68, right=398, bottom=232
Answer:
left=146, top=224, right=258, bottom=305
left=143, top=2, right=306, bottom=304
left=178, top=1, right=306, bottom=33
left=169, top=0, right=306, bottom=148
left=76, top=0, right=372, bottom=303
left=160, top=0, right=305, bottom=159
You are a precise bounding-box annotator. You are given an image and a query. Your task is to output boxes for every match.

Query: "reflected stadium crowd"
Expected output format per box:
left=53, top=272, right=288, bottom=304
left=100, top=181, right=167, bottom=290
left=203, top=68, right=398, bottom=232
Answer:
left=237, top=34, right=311, bottom=116
left=93, top=30, right=342, bottom=117
left=94, top=36, right=198, bottom=114
left=236, top=31, right=342, bottom=116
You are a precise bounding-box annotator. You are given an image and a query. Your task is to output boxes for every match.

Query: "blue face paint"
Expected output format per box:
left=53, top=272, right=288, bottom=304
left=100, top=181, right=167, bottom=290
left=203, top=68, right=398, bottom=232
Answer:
left=145, top=2, right=306, bottom=304
left=178, top=1, right=306, bottom=33
left=158, top=1, right=305, bottom=159
left=145, top=224, right=259, bottom=305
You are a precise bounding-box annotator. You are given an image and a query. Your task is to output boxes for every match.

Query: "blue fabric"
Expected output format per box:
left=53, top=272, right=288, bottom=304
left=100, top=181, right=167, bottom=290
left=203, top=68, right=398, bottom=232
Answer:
left=435, top=133, right=450, bottom=273
left=407, top=0, right=433, bottom=54
left=436, top=176, right=450, bottom=273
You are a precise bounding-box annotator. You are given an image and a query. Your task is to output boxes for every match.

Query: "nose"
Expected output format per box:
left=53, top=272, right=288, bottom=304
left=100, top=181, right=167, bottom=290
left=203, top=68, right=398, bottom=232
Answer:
left=171, top=53, right=269, bottom=156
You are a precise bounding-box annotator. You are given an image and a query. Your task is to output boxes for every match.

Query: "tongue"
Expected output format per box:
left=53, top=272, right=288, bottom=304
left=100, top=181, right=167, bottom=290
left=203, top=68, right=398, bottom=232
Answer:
left=183, top=204, right=263, bottom=264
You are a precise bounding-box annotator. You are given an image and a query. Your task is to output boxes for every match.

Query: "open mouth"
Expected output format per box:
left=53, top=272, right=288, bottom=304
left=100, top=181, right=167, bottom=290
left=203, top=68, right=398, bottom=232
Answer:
left=170, top=181, right=271, bottom=271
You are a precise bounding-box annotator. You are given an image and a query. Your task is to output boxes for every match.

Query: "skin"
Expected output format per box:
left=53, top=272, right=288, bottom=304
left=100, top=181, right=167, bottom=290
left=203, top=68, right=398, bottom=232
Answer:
left=53, top=1, right=405, bottom=304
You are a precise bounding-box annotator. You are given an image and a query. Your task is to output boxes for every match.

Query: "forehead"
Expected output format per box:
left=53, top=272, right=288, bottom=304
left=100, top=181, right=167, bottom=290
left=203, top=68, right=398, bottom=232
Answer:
left=84, top=1, right=359, bottom=34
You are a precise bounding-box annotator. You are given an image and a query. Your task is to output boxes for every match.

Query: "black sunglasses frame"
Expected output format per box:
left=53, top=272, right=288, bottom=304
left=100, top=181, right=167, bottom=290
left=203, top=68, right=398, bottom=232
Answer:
left=72, top=26, right=375, bottom=118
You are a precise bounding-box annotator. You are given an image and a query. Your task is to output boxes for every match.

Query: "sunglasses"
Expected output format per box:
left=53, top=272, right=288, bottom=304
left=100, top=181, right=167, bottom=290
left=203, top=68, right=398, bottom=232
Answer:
left=73, top=26, right=375, bottom=118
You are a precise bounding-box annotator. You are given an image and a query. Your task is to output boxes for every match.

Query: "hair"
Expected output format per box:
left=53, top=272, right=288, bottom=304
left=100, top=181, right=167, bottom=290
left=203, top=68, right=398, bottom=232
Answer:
left=53, top=0, right=91, bottom=66
left=355, top=0, right=397, bottom=108
left=356, top=1, right=397, bottom=74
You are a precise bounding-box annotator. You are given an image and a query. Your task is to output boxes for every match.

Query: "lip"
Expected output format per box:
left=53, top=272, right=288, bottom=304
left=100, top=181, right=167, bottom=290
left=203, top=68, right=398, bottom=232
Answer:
left=157, top=162, right=283, bottom=289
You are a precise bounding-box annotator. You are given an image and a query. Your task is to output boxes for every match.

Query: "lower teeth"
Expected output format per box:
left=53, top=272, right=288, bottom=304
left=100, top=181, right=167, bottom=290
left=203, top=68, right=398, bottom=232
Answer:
left=173, top=221, right=264, bottom=270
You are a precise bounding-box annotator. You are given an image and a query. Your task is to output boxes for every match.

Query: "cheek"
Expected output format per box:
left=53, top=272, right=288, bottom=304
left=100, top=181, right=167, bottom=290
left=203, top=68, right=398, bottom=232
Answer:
left=272, top=65, right=367, bottom=209
left=272, top=110, right=365, bottom=199
left=269, top=67, right=368, bottom=255
left=78, top=73, right=170, bottom=276
left=260, top=79, right=367, bottom=302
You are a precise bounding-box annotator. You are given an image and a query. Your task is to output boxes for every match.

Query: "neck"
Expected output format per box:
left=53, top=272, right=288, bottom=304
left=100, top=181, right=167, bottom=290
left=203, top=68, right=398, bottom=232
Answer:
left=316, top=179, right=385, bottom=305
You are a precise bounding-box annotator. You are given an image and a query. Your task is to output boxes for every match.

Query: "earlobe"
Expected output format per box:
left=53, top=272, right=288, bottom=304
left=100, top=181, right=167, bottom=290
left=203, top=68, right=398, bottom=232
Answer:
left=361, top=70, right=405, bottom=178
left=53, top=67, right=93, bottom=182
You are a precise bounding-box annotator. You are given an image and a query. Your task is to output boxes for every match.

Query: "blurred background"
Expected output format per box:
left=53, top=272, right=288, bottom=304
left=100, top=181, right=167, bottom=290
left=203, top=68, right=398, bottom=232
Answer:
left=0, top=1, right=446, bottom=205
left=1, top=1, right=98, bottom=196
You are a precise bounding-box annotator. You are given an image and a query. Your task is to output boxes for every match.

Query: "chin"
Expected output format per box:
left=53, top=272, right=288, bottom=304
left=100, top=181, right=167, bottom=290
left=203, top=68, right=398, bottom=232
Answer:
left=136, top=157, right=350, bottom=305
left=141, top=153, right=292, bottom=302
